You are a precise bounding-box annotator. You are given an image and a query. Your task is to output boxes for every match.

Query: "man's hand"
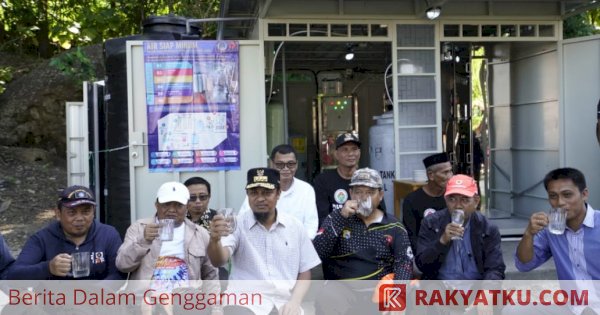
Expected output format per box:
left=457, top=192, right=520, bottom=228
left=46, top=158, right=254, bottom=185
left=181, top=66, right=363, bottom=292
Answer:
left=525, top=212, right=548, bottom=236
left=209, top=214, right=229, bottom=242
left=440, top=223, right=464, bottom=245
left=143, top=223, right=160, bottom=242
left=49, top=253, right=72, bottom=277
left=279, top=300, right=301, bottom=315
left=340, top=200, right=358, bottom=218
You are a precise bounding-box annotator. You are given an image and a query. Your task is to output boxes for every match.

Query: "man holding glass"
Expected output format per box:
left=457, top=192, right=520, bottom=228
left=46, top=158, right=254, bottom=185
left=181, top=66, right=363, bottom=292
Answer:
left=238, top=144, right=318, bottom=239
left=8, top=185, right=124, bottom=280
left=415, top=174, right=504, bottom=280
left=116, top=181, right=218, bottom=284
left=312, top=167, right=413, bottom=314
left=208, top=168, right=321, bottom=315
left=515, top=167, right=600, bottom=279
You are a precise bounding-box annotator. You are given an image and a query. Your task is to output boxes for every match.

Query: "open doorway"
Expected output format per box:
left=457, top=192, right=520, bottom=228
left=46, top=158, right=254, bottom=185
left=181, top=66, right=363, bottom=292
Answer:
left=264, top=41, right=393, bottom=183
left=440, top=42, right=489, bottom=212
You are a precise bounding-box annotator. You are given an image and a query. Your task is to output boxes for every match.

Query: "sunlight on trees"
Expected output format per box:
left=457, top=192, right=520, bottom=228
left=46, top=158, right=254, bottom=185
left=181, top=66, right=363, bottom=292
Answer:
left=0, top=0, right=221, bottom=58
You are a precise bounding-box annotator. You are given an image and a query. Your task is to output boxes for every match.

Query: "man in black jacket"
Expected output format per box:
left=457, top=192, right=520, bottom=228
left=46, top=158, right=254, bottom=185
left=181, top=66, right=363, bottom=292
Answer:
left=415, top=174, right=505, bottom=280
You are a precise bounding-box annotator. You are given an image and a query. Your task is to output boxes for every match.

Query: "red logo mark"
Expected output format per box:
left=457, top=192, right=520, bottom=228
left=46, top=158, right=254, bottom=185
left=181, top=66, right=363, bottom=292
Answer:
left=378, top=284, right=406, bottom=311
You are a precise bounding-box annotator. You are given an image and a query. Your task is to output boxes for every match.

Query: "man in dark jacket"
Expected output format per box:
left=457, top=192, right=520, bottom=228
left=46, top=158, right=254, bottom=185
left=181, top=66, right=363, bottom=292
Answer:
left=416, top=174, right=504, bottom=280
left=0, top=234, right=14, bottom=279
left=8, top=185, right=124, bottom=280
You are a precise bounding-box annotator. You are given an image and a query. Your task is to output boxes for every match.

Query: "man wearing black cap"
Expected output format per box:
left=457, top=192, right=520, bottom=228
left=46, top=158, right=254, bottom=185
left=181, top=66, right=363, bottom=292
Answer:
left=8, top=185, right=124, bottom=280
left=208, top=168, right=321, bottom=315
left=402, top=152, right=453, bottom=252
left=313, top=132, right=362, bottom=227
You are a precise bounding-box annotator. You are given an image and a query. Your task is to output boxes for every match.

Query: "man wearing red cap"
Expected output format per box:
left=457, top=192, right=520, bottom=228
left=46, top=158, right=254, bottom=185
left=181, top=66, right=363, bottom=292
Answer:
left=415, top=174, right=505, bottom=280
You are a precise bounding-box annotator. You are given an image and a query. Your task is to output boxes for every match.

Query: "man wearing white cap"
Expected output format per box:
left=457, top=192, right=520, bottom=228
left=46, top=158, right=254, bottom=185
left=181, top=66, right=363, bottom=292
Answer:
left=116, top=181, right=218, bottom=288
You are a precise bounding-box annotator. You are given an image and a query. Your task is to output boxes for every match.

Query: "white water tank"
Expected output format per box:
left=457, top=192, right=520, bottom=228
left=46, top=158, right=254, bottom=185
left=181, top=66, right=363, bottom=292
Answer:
left=369, top=112, right=395, bottom=215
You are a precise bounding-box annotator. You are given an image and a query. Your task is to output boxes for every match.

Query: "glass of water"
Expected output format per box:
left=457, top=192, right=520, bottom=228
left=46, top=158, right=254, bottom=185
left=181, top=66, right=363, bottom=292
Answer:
left=357, top=196, right=372, bottom=216
left=548, top=207, right=567, bottom=235
left=216, top=208, right=236, bottom=235
left=451, top=209, right=465, bottom=240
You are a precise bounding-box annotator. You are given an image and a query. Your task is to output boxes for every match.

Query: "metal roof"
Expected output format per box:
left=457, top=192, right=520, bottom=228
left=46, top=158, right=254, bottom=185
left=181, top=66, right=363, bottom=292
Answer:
left=216, top=0, right=599, bottom=39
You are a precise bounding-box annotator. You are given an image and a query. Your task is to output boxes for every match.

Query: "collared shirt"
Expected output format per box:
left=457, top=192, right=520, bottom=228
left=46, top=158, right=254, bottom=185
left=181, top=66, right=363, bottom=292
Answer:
left=313, top=209, right=413, bottom=280
left=239, top=177, right=319, bottom=239
left=221, top=210, right=321, bottom=314
left=515, top=204, right=600, bottom=280
left=438, top=219, right=482, bottom=280
left=186, top=208, right=216, bottom=231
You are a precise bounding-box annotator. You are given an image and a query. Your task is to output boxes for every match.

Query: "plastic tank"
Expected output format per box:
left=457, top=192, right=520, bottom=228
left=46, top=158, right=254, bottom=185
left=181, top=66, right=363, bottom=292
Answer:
left=102, top=16, right=200, bottom=237
left=369, top=112, right=395, bottom=215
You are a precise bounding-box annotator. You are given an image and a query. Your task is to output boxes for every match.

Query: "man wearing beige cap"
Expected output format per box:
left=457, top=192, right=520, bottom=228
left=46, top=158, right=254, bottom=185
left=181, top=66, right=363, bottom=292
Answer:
left=313, top=168, right=413, bottom=313
left=415, top=174, right=504, bottom=280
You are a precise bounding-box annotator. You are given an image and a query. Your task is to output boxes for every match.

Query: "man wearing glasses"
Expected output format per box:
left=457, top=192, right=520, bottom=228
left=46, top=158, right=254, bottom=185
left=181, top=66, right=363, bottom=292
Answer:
left=238, top=144, right=318, bottom=239
left=184, top=176, right=217, bottom=231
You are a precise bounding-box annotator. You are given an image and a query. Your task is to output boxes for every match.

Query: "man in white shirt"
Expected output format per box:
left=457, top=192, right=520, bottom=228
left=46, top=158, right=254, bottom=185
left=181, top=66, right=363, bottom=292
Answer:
left=116, top=182, right=219, bottom=314
left=208, top=168, right=321, bottom=315
left=238, top=144, right=318, bottom=239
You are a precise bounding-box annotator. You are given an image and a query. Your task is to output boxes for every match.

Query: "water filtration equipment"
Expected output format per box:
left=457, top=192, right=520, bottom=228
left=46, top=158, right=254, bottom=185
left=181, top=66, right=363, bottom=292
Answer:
left=369, top=112, right=395, bottom=214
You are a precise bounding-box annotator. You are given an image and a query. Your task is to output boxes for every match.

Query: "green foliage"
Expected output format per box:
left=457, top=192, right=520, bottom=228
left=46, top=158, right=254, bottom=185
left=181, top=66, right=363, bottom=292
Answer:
left=471, top=47, right=485, bottom=131
left=0, top=66, right=13, bottom=94
left=0, top=0, right=221, bottom=58
left=49, top=47, right=95, bottom=83
left=564, top=10, right=600, bottom=39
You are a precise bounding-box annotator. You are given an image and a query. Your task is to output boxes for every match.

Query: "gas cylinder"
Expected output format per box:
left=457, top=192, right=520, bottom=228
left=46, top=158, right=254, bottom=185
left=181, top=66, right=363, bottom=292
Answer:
left=369, top=112, right=395, bottom=215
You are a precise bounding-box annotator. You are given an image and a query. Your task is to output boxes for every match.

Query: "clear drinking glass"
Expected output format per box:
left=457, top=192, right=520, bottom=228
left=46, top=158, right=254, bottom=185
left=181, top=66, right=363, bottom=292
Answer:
left=548, top=207, right=567, bottom=235
left=158, top=218, right=175, bottom=241
left=357, top=196, right=372, bottom=216
left=217, top=208, right=236, bottom=234
left=450, top=209, right=465, bottom=240
left=71, top=251, right=91, bottom=278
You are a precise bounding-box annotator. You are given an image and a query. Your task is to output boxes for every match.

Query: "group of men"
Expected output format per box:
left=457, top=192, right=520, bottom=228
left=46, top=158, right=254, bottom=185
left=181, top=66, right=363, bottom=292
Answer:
left=0, top=132, right=599, bottom=315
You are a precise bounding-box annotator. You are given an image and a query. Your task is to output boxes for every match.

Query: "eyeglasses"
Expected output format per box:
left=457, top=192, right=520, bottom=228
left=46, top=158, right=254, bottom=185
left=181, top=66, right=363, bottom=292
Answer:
left=273, top=161, right=298, bottom=170
left=189, top=194, right=210, bottom=202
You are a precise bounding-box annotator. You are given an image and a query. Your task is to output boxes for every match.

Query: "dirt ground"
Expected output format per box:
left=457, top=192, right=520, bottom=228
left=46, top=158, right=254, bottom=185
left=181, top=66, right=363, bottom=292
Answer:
left=0, top=145, right=67, bottom=256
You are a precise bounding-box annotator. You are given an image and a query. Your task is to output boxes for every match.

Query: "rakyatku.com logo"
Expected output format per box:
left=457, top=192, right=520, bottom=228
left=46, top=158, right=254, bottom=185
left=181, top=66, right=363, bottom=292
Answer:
left=378, top=284, right=407, bottom=311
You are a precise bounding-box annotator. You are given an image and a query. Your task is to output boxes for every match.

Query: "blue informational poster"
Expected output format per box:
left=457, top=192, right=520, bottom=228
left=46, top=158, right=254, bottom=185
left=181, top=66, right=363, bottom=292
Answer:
left=143, top=40, right=240, bottom=172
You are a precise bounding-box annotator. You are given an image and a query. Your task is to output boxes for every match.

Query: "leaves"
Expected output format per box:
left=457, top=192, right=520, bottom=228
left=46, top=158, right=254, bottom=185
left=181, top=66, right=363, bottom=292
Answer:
left=49, top=47, right=95, bottom=83
left=0, top=66, right=13, bottom=95
left=0, top=0, right=222, bottom=58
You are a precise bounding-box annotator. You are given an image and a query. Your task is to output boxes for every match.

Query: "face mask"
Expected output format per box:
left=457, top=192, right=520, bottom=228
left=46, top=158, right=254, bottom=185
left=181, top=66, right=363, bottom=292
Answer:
left=357, top=195, right=373, bottom=217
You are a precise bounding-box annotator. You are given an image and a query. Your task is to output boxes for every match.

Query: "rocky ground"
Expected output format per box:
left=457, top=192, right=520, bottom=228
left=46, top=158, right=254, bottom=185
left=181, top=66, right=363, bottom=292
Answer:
left=0, top=145, right=67, bottom=256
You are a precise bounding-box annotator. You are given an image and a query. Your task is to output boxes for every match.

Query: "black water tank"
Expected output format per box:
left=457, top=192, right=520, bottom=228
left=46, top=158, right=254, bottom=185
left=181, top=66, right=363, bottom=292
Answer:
left=102, top=16, right=201, bottom=237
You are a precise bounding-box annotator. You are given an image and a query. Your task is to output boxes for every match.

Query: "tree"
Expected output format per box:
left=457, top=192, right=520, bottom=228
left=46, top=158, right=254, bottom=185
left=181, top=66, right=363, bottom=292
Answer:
left=0, top=0, right=221, bottom=58
left=564, top=8, right=600, bottom=39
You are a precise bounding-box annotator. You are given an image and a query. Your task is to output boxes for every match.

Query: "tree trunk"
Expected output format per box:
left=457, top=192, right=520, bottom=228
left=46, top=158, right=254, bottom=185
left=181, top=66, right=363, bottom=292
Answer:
left=37, top=0, right=51, bottom=58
